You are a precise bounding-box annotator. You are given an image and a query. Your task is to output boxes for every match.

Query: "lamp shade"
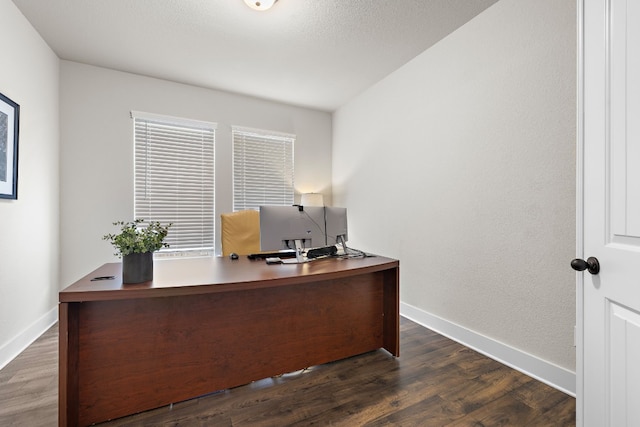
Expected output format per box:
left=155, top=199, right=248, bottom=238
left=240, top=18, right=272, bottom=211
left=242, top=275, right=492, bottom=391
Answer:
left=301, top=193, right=324, bottom=207
left=244, top=0, right=277, bottom=11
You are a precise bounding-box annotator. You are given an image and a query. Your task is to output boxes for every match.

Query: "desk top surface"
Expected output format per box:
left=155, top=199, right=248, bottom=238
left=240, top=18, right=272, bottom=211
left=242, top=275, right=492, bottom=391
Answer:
left=59, top=255, right=399, bottom=302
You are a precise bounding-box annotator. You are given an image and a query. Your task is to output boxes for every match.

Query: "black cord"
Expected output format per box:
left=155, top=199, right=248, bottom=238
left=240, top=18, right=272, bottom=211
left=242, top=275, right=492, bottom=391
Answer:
left=345, top=247, right=368, bottom=258
left=301, top=209, right=327, bottom=244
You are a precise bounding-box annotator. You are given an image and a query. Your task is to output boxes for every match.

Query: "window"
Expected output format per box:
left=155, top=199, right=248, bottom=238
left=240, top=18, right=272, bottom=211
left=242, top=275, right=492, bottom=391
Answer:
left=232, top=126, right=295, bottom=211
left=132, top=111, right=215, bottom=255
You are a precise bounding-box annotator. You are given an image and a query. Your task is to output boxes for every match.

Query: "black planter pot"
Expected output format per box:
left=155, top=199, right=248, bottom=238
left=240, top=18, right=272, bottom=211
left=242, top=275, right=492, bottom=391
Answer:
left=122, top=252, right=153, bottom=284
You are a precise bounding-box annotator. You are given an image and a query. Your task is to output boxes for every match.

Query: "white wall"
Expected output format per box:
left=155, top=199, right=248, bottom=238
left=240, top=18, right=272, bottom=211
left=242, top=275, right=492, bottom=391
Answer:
left=0, top=0, right=60, bottom=369
left=333, top=0, right=576, bottom=390
left=59, top=61, right=332, bottom=287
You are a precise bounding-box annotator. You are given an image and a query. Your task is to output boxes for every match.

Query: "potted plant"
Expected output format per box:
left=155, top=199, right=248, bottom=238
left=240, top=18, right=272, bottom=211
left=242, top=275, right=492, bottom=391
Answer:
left=103, top=219, right=172, bottom=284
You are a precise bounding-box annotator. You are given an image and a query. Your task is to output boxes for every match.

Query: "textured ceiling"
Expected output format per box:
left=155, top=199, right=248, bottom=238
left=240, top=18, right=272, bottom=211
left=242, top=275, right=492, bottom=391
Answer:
left=12, top=0, right=498, bottom=111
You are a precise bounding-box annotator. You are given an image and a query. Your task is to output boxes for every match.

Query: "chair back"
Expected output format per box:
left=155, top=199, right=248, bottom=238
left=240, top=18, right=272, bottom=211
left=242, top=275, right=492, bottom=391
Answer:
left=220, top=210, right=261, bottom=256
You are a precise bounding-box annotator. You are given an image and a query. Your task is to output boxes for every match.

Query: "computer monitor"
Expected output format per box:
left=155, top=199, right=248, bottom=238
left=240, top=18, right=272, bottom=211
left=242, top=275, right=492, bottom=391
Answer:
left=324, top=207, right=348, bottom=251
left=259, top=205, right=326, bottom=262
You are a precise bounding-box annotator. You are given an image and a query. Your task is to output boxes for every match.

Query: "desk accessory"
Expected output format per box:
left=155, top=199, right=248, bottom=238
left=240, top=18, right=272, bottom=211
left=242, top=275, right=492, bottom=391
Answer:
left=103, top=219, right=172, bottom=283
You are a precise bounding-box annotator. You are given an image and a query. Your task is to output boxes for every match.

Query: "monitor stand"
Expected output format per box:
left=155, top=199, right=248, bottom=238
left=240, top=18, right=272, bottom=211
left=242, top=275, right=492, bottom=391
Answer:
left=337, top=235, right=348, bottom=255
left=281, top=239, right=309, bottom=264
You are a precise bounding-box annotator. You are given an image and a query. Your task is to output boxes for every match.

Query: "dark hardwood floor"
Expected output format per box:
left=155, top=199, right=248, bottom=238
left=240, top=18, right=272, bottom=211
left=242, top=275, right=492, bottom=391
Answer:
left=0, top=317, right=575, bottom=426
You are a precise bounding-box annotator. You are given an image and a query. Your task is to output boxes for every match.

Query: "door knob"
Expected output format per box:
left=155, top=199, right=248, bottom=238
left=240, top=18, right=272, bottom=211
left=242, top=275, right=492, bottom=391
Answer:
left=571, top=257, right=600, bottom=275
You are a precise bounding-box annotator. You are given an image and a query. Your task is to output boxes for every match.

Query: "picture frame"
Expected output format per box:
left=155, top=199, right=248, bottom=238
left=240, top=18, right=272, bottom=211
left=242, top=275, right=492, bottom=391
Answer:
left=0, top=91, right=19, bottom=200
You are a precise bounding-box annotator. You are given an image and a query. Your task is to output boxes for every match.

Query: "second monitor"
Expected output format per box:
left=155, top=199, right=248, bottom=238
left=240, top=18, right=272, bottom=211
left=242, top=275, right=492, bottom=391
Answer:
left=324, top=206, right=348, bottom=249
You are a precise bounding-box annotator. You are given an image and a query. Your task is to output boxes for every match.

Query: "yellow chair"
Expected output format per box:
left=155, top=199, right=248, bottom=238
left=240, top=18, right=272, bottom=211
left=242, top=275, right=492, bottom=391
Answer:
left=220, top=209, right=261, bottom=256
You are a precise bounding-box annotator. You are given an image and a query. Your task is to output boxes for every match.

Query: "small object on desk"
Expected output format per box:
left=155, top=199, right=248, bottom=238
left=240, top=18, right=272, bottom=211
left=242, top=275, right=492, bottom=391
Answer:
left=306, top=245, right=338, bottom=259
left=247, top=250, right=297, bottom=260
left=265, top=257, right=282, bottom=264
left=229, top=252, right=239, bottom=260
left=91, top=276, right=115, bottom=281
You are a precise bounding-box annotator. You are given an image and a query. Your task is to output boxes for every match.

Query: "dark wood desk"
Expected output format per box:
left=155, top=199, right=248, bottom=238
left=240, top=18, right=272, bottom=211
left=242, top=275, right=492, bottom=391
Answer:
left=59, top=255, right=399, bottom=426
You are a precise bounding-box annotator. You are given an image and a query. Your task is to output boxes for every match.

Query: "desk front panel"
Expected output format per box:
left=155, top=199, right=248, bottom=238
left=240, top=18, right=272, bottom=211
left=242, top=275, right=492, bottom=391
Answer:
left=71, top=271, right=386, bottom=425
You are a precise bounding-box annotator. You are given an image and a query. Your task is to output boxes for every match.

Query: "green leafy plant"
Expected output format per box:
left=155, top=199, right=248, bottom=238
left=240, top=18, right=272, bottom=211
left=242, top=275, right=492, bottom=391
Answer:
left=103, top=219, right=172, bottom=258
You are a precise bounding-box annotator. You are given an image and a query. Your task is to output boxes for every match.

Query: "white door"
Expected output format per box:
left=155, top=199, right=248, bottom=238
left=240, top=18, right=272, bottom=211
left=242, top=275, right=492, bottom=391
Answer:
left=579, top=0, right=640, bottom=425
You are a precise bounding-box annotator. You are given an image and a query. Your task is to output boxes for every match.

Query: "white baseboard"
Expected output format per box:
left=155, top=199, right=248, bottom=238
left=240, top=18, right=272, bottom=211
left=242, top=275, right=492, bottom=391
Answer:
left=400, top=302, right=576, bottom=397
left=0, top=307, right=58, bottom=371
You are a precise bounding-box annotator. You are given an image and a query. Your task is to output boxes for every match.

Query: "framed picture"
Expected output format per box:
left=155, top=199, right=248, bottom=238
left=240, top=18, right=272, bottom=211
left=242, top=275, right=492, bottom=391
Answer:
left=0, top=92, right=19, bottom=200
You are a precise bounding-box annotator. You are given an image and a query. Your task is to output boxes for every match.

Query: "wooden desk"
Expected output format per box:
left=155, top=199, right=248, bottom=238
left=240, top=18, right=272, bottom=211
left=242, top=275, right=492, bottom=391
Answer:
left=59, top=255, right=399, bottom=426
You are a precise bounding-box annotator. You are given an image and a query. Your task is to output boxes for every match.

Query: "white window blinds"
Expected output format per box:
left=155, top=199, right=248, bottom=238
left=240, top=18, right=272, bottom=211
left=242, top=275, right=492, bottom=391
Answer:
left=232, top=126, right=295, bottom=211
left=132, top=112, right=216, bottom=253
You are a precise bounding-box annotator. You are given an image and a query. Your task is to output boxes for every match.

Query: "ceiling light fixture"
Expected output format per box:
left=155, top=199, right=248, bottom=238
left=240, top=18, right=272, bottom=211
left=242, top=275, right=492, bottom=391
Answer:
left=243, top=0, right=278, bottom=11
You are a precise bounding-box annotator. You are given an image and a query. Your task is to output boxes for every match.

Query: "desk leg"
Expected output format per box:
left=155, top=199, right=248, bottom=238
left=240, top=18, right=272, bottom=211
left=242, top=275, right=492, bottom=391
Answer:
left=383, top=267, right=400, bottom=356
left=59, top=302, right=79, bottom=427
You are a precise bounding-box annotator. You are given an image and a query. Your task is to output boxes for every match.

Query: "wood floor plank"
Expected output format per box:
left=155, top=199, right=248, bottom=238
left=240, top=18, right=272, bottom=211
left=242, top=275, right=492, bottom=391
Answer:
left=444, top=393, right=540, bottom=426
left=0, top=317, right=575, bottom=426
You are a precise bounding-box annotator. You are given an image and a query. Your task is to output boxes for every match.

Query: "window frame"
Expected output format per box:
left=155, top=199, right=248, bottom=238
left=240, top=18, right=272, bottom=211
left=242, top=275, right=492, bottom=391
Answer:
left=232, top=125, right=295, bottom=212
left=132, top=111, right=216, bottom=257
